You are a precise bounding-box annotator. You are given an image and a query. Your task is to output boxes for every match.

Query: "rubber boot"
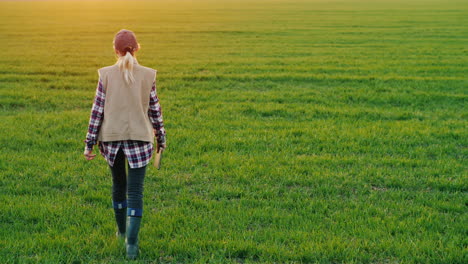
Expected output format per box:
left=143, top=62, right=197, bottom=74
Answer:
left=126, top=216, right=142, bottom=259
left=113, top=201, right=127, bottom=239
left=114, top=208, right=126, bottom=239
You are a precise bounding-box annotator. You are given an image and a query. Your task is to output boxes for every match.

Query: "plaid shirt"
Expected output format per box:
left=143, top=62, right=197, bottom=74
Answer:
left=85, top=78, right=166, bottom=168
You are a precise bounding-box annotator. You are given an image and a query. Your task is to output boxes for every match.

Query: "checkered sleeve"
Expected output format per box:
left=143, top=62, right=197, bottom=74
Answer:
left=84, top=78, right=105, bottom=151
left=148, top=80, right=166, bottom=145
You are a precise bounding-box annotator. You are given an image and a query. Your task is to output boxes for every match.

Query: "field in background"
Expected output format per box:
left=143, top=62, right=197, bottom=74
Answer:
left=0, top=0, right=466, bottom=263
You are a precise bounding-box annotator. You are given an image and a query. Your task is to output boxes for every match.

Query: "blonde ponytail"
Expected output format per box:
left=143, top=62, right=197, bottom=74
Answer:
left=116, top=51, right=136, bottom=85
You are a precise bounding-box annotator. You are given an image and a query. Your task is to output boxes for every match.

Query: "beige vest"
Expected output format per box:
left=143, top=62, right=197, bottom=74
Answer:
left=97, top=62, right=156, bottom=143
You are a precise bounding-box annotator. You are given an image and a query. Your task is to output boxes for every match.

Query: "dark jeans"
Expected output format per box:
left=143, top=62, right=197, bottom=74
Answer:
left=109, top=148, right=147, bottom=217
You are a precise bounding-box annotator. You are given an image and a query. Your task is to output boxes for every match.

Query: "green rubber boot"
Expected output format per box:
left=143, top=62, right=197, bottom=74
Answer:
left=126, top=216, right=142, bottom=259
left=114, top=208, right=126, bottom=240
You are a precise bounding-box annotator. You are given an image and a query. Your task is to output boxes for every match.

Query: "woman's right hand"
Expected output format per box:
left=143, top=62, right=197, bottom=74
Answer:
left=84, top=147, right=97, bottom=160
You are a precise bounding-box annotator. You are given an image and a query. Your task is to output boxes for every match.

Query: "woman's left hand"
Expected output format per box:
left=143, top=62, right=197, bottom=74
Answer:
left=157, top=142, right=166, bottom=153
left=84, top=148, right=97, bottom=160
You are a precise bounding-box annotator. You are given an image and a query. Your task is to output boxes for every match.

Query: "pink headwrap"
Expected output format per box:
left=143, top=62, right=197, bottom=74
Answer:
left=113, top=29, right=139, bottom=55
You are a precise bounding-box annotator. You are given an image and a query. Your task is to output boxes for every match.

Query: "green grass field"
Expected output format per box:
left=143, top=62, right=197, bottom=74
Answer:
left=0, top=0, right=467, bottom=263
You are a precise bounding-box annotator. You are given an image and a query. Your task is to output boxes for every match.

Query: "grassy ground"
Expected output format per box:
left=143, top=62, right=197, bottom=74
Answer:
left=0, top=0, right=466, bottom=263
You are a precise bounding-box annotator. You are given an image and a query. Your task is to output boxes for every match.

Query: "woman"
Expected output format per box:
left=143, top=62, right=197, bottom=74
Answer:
left=83, top=29, right=166, bottom=259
